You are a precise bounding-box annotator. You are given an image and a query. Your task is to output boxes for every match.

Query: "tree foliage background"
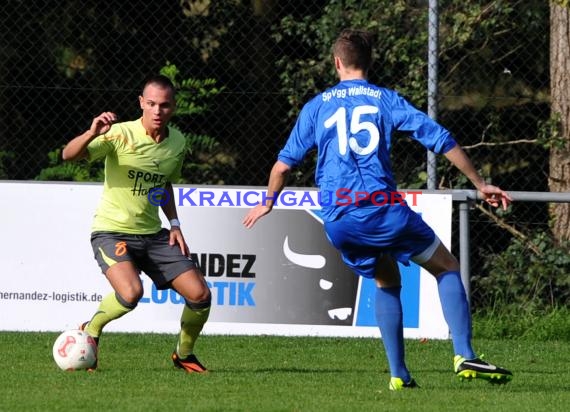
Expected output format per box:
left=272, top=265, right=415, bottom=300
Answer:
left=0, top=0, right=567, bottom=309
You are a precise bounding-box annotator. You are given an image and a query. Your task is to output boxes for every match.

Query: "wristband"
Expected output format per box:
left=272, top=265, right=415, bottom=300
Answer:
left=169, top=218, right=181, bottom=228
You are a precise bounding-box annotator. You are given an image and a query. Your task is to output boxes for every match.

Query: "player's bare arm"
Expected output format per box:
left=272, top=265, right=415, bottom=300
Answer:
left=168, top=228, right=190, bottom=257
left=62, top=112, right=118, bottom=161
left=243, top=160, right=291, bottom=229
left=443, top=145, right=512, bottom=210
left=161, top=182, right=190, bottom=256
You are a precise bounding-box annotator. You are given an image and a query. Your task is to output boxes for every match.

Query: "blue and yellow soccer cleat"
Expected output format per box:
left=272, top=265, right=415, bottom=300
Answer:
left=454, top=355, right=513, bottom=384
left=389, top=377, right=419, bottom=391
left=172, top=351, right=208, bottom=374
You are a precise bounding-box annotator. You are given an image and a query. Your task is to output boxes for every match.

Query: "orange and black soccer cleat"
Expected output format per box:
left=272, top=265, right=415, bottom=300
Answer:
left=171, top=351, right=208, bottom=373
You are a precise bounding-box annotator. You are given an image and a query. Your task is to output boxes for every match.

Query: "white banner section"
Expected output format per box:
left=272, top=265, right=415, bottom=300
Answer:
left=0, top=182, right=451, bottom=338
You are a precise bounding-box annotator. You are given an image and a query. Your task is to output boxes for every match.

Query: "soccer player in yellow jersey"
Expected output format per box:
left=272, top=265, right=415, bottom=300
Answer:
left=62, top=75, right=210, bottom=373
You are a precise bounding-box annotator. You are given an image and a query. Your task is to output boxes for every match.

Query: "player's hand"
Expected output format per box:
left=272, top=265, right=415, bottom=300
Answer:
left=478, top=184, right=512, bottom=210
left=243, top=204, right=272, bottom=229
left=90, top=112, right=118, bottom=136
left=169, top=227, right=190, bottom=256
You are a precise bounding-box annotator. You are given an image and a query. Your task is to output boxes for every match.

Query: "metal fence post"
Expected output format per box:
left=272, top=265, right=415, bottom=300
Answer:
left=458, top=200, right=471, bottom=304
left=427, top=0, right=439, bottom=190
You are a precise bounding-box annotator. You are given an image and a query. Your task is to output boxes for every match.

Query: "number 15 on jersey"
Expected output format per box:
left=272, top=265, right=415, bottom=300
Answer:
left=324, top=105, right=380, bottom=156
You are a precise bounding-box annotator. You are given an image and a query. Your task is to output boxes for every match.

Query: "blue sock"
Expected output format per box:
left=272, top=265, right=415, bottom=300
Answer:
left=375, top=286, right=410, bottom=382
left=436, top=271, right=476, bottom=359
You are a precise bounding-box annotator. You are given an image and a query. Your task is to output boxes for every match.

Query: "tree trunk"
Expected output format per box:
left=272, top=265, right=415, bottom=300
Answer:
left=549, top=2, right=570, bottom=242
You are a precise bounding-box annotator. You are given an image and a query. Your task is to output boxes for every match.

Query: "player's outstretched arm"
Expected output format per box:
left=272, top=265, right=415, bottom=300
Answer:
left=161, top=182, right=190, bottom=256
left=243, top=160, right=291, bottom=229
left=443, top=145, right=512, bottom=210
left=62, top=112, right=117, bottom=161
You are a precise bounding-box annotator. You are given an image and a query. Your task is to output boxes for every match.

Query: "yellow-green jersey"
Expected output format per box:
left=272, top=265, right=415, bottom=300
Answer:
left=87, top=118, right=185, bottom=234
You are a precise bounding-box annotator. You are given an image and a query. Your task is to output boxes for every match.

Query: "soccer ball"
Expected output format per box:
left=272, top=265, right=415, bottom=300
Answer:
left=52, top=329, right=98, bottom=371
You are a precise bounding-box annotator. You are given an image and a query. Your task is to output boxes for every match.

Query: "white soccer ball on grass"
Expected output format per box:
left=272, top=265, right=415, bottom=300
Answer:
left=52, top=329, right=97, bottom=371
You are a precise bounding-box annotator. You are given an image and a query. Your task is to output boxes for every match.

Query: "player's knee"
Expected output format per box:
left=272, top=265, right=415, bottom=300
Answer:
left=422, top=247, right=459, bottom=276
left=115, top=290, right=140, bottom=309
left=185, top=292, right=211, bottom=310
left=117, top=285, right=143, bottom=306
left=177, top=281, right=211, bottom=305
left=375, top=278, right=401, bottom=288
left=438, top=253, right=459, bottom=272
left=193, top=287, right=211, bottom=305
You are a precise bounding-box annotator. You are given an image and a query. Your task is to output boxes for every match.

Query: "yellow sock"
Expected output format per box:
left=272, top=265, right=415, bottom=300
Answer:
left=177, top=305, right=210, bottom=358
left=85, top=292, right=136, bottom=338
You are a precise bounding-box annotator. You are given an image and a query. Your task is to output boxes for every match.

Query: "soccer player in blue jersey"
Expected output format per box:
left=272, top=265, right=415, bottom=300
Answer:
left=243, top=29, right=513, bottom=390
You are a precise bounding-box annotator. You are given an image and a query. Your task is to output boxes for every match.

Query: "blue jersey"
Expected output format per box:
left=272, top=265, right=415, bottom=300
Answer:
left=278, top=79, right=457, bottom=222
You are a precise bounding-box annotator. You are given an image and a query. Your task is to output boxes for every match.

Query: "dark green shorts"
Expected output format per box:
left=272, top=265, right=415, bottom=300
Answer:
left=91, top=229, right=196, bottom=289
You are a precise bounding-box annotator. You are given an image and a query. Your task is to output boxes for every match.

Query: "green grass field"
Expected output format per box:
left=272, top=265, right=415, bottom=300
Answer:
left=1, top=332, right=568, bottom=411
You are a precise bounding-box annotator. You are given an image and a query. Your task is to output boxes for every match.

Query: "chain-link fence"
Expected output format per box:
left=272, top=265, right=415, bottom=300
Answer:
left=0, top=1, right=566, bottom=308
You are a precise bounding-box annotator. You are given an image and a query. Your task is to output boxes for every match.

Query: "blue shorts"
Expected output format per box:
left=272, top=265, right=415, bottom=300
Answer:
left=324, top=204, right=439, bottom=278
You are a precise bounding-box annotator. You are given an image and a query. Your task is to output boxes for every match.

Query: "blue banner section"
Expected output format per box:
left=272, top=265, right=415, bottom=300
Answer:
left=355, top=263, right=421, bottom=328
left=309, top=208, right=421, bottom=328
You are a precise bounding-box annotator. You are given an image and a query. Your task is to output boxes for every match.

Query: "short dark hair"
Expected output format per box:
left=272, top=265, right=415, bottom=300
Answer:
left=141, top=74, right=176, bottom=97
left=332, top=29, right=374, bottom=72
